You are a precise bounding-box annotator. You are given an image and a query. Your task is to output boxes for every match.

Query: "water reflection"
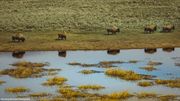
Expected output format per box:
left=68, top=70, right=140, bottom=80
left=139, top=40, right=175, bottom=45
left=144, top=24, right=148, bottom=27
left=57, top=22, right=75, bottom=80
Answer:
left=12, top=51, right=25, bottom=59
left=107, top=50, right=120, bottom=55
left=162, top=47, right=175, bottom=52
left=144, top=48, right=157, bottom=54
left=58, top=51, right=66, bottom=57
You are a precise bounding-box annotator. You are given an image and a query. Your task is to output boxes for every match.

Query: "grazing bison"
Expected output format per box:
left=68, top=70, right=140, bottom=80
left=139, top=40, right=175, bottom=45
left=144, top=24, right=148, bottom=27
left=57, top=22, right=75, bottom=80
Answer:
left=162, top=47, right=175, bottom=52
left=144, top=48, right=157, bottom=54
left=58, top=34, right=66, bottom=40
left=107, top=49, right=120, bottom=55
left=12, top=33, right=25, bottom=42
left=58, top=51, right=66, bottom=57
left=162, top=25, right=175, bottom=32
left=107, top=26, right=120, bottom=35
left=144, top=25, right=157, bottom=34
left=12, top=51, right=25, bottom=59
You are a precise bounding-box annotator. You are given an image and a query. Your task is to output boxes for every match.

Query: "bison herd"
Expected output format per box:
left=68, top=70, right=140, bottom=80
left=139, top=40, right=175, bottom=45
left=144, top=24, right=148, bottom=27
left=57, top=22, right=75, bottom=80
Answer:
left=11, top=24, right=175, bottom=42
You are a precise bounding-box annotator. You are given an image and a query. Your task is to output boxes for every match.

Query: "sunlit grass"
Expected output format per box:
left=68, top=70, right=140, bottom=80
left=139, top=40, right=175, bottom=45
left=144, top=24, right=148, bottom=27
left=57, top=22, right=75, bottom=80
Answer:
left=5, top=87, right=29, bottom=93
left=137, top=92, right=157, bottom=98
left=79, top=70, right=99, bottom=74
left=58, top=88, right=85, bottom=98
left=11, top=61, right=48, bottom=67
left=159, top=95, right=177, bottom=101
left=107, top=91, right=132, bottom=99
left=78, top=85, right=105, bottom=90
left=155, top=79, right=180, bottom=88
left=29, top=92, right=50, bottom=97
left=42, top=76, right=67, bottom=86
left=138, top=81, right=154, bottom=87
left=105, top=68, right=143, bottom=80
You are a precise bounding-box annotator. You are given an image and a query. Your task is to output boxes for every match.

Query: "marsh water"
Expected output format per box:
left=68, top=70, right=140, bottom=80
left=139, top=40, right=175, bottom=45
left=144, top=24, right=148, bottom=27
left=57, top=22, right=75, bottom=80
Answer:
left=0, top=48, right=180, bottom=98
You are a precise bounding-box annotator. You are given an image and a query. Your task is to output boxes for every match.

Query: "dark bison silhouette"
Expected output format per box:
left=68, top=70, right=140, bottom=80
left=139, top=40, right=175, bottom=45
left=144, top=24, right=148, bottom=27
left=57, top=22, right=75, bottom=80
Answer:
left=144, top=25, right=157, bottom=34
left=58, top=51, right=66, bottom=57
left=107, top=49, right=120, bottom=55
left=12, top=51, right=25, bottom=59
left=58, top=34, right=66, bottom=40
left=12, top=33, right=25, bottom=42
left=162, top=47, right=175, bottom=52
left=144, top=48, right=157, bottom=54
left=162, top=25, right=175, bottom=32
left=107, top=26, right=120, bottom=35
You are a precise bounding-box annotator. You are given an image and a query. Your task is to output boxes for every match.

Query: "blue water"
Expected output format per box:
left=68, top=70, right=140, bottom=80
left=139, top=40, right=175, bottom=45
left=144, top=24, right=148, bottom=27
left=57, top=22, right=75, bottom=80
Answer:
left=0, top=48, right=180, bottom=98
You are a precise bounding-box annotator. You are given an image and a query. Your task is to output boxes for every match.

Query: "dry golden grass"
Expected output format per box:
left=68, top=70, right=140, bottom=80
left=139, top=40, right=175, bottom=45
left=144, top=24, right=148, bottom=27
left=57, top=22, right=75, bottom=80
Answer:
left=29, top=92, right=50, bottom=97
left=138, top=81, right=154, bottom=87
left=0, top=80, right=6, bottom=85
left=137, top=92, right=157, bottom=98
left=159, top=95, right=177, bottom=101
left=5, top=87, right=29, bottom=93
left=58, top=88, right=85, bottom=98
left=78, top=85, right=105, bottom=90
left=105, top=68, right=143, bottom=81
left=99, top=61, right=124, bottom=68
left=155, top=79, right=180, bottom=88
left=107, top=91, right=132, bottom=99
left=79, top=70, right=99, bottom=74
left=140, top=65, right=157, bottom=71
left=42, top=76, right=67, bottom=86
left=11, top=61, right=48, bottom=67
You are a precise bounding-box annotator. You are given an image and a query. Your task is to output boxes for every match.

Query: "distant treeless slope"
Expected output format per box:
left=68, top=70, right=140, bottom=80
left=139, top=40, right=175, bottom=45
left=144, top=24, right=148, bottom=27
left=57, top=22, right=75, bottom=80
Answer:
left=0, top=0, right=179, bottom=32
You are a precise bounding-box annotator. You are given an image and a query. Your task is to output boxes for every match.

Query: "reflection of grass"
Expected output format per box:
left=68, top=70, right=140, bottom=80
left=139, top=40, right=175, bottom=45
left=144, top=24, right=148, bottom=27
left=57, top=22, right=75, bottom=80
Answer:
left=138, top=81, right=154, bottom=87
left=5, top=87, right=29, bottom=93
left=137, top=92, right=157, bottom=98
left=78, top=85, right=105, bottom=90
left=108, top=91, right=132, bottom=99
left=42, top=77, right=67, bottom=86
left=155, top=79, right=180, bottom=88
left=105, top=68, right=143, bottom=80
left=11, top=61, right=48, bottom=67
left=140, top=65, right=157, bottom=71
left=29, top=92, right=50, bottom=97
left=147, top=61, right=162, bottom=66
left=0, top=80, right=6, bottom=85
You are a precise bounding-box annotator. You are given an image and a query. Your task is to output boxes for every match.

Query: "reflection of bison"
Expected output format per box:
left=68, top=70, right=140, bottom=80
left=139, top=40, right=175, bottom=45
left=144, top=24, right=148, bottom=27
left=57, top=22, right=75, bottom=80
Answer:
left=58, top=51, right=66, bottom=57
left=12, top=51, right=25, bottom=59
left=12, top=33, right=25, bottom=42
left=58, top=34, right=66, bottom=40
left=144, top=48, right=157, bottom=54
left=107, top=50, right=120, bottom=55
left=162, top=47, right=175, bottom=52
left=144, top=25, right=157, bottom=34
left=162, top=25, right=175, bottom=32
left=107, top=26, right=120, bottom=35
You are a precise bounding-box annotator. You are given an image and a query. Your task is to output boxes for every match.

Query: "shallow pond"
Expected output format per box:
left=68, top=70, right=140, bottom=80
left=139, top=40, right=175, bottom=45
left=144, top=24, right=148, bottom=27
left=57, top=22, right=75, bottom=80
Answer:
left=0, top=48, right=180, bottom=98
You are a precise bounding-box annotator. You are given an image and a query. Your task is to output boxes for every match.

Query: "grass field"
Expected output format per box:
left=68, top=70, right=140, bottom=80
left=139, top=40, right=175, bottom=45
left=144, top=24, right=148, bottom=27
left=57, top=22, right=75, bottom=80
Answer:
left=0, top=0, right=179, bottom=51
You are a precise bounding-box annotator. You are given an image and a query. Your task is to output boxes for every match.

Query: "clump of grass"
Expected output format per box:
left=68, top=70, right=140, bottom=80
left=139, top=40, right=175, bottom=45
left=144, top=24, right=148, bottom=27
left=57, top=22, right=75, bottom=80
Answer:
left=107, top=91, right=132, bottom=99
left=140, top=65, right=157, bottom=71
left=5, top=87, right=29, bottom=93
left=68, top=62, right=81, bottom=66
left=99, top=61, right=124, bottom=68
left=68, top=62, right=98, bottom=67
left=11, top=61, right=48, bottom=67
left=79, top=70, right=101, bottom=74
left=42, top=76, right=67, bottom=86
left=137, top=92, right=157, bottom=98
left=155, top=79, right=180, bottom=88
left=58, top=88, right=85, bottom=98
left=128, top=60, right=139, bottom=63
left=0, top=80, right=6, bottom=85
left=138, top=81, right=154, bottom=87
left=29, top=92, right=50, bottom=97
left=147, top=61, right=162, bottom=66
left=159, top=95, right=177, bottom=101
left=105, top=68, right=143, bottom=81
left=78, top=85, right=105, bottom=90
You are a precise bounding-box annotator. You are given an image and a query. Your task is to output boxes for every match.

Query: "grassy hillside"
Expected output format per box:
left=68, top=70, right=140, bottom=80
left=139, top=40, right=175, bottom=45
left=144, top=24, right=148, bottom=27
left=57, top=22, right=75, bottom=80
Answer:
left=0, top=0, right=179, bottom=32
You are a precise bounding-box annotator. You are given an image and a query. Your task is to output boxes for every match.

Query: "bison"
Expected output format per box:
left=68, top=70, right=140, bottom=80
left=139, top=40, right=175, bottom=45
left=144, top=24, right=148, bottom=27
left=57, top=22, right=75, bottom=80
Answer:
left=58, top=51, right=66, bottom=57
left=144, top=48, right=157, bottom=54
left=107, top=49, right=120, bottom=55
left=12, top=33, right=25, bottom=42
left=162, top=25, right=175, bottom=32
left=144, top=25, right=157, bottom=34
left=162, top=47, right=175, bottom=52
left=58, top=34, right=66, bottom=40
left=107, top=26, right=120, bottom=35
left=12, top=51, right=25, bottom=59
